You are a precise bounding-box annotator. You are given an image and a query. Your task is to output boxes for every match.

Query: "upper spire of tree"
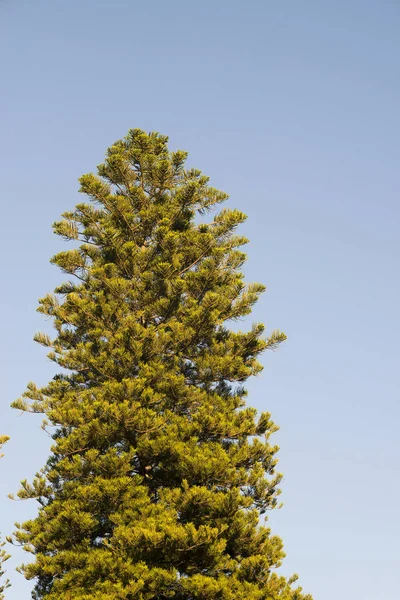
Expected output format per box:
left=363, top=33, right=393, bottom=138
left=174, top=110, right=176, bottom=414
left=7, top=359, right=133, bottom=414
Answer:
left=12, top=129, right=311, bottom=600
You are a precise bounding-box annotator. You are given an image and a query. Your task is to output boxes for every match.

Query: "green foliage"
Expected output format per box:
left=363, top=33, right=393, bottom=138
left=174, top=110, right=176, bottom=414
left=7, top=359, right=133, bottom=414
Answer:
left=12, top=130, right=311, bottom=599
left=0, top=437, right=9, bottom=460
left=0, top=437, right=10, bottom=600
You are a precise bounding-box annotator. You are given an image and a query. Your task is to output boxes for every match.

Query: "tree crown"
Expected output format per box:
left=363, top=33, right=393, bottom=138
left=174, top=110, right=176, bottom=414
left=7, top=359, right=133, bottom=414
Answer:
left=11, top=130, right=310, bottom=600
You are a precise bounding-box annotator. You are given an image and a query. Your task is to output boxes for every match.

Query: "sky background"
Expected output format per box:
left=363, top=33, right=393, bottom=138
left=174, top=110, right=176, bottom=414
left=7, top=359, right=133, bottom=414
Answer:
left=1, top=1, right=399, bottom=598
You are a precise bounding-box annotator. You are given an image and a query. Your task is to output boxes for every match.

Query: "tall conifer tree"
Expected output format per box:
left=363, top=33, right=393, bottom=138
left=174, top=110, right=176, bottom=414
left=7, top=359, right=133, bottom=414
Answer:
left=0, top=436, right=10, bottom=599
left=12, top=130, right=311, bottom=600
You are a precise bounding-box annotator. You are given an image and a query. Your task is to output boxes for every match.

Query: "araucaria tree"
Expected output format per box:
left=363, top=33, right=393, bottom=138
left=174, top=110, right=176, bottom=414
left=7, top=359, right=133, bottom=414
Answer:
left=0, top=436, right=10, bottom=600
left=12, top=130, right=311, bottom=600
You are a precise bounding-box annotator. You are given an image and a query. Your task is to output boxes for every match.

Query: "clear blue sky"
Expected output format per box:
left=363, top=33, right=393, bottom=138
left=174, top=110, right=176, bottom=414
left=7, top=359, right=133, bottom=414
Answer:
left=1, top=1, right=399, bottom=598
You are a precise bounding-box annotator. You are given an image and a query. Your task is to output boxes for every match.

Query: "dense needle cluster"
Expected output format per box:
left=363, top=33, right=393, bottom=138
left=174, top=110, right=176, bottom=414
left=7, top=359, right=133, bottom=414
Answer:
left=12, top=130, right=311, bottom=600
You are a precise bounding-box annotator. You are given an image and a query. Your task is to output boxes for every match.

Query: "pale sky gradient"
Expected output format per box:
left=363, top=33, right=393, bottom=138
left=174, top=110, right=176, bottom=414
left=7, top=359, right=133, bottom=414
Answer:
left=1, top=2, right=399, bottom=599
